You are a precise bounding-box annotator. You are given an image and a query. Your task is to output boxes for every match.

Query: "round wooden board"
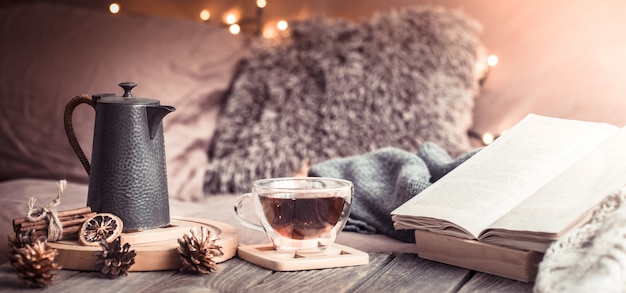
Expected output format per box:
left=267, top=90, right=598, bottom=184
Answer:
left=47, top=217, right=238, bottom=272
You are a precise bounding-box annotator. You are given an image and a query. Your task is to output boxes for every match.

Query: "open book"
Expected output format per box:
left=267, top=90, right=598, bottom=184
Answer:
left=392, top=114, right=626, bottom=252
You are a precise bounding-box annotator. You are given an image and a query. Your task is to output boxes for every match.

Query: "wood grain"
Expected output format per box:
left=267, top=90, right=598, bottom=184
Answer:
left=217, top=252, right=395, bottom=293
left=353, top=253, right=473, bottom=293
left=141, top=257, right=276, bottom=292
left=0, top=252, right=536, bottom=292
left=47, top=218, right=238, bottom=271
left=458, top=272, right=534, bottom=293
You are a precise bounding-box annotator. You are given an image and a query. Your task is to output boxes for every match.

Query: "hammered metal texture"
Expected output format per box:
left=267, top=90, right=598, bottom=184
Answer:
left=87, top=103, right=170, bottom=231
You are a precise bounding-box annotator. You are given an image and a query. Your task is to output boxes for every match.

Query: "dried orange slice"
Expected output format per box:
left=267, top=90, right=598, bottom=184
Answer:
left=78, top=213, right=123, bottom=246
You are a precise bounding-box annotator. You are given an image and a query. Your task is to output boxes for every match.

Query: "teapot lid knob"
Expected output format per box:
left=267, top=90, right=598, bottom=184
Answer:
left=119, top=82, right=137, bottom=98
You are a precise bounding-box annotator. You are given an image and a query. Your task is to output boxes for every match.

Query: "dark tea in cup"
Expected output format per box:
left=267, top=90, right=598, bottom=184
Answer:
left=235, top=177, right=353, bottom=253
left=260, top=195, right=346, bottom=240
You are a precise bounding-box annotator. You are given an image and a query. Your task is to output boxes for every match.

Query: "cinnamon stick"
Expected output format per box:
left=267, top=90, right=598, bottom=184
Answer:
left=19, top=212, right=95, bottom=229
left=18, top=212, right=97, bottom=232
left=30, top=225, right=82, bottom=241
left=61, top=225, right=81, bottom=235
left=13, top=206, right=92, bottom=227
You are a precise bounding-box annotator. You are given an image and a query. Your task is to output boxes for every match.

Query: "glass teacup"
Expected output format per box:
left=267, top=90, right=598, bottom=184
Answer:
left=234, top=177, right=353, bottom=253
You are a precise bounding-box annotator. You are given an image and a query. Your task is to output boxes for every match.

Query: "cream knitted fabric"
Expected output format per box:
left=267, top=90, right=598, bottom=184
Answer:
left=534, top=186, right=626, bottom=293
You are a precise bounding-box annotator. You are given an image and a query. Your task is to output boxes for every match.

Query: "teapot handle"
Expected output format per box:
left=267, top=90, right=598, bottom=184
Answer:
left=63, top=94, right=94, bottom=175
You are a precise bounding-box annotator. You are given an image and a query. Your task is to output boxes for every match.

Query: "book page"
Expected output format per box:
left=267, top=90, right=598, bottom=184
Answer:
left=479, top=127, right=626, bottom=250
left=392, top=114, right=619, bottom=238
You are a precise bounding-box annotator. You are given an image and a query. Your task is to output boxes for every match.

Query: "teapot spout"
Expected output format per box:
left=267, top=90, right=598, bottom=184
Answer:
left=147, top=105, right=176, bottom=139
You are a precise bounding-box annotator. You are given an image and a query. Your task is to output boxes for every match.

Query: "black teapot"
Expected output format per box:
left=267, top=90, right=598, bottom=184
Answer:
left=64, top=82, right=175, bottom=231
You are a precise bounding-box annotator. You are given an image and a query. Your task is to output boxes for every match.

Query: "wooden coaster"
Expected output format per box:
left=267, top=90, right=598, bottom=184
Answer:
left=47, top=217, right=238, bottom=272
left=237, top=243, right=369, bottom=271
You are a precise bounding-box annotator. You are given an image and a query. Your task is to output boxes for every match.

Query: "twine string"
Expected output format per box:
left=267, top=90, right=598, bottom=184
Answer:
left=26, top=180, right=67, bottom=241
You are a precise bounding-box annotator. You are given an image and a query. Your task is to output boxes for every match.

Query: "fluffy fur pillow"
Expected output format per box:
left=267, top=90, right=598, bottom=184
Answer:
left=205, top=6, right=482, bottom=194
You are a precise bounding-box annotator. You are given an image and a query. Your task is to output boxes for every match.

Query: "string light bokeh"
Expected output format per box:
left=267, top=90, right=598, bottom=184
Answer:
left=106, top=1, right=290, bottom=37
left=109, top=3, right=120, bottom=14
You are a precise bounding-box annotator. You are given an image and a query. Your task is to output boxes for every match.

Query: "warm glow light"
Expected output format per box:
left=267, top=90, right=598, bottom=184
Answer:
left=225, top=13, right=238, bottom=25
left=262, top=26, right=277, bottom=39
left=257, top=0, right=267, bottom=8
left=487, top=54, right=499, bottom=67
left=200, top=9, right=211, bottom=21
left=109, top=3, right=120, bottom=14
left=229, top=24, right=241, bottom=35
left=482, top=133, right=495, bottom=145
left=276, top=20, right=288, bottom=31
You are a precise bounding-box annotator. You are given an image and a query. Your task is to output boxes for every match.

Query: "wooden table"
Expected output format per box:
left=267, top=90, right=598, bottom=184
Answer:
left=0, top=252, right=534, bottom=292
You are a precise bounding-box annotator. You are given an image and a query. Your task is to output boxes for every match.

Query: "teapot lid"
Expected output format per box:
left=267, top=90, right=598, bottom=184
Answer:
left=95, top=82, right=159, bottom=105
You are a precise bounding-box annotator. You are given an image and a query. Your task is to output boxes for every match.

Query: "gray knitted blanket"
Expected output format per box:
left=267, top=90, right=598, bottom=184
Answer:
left=308, top=142, right=478, bottom=242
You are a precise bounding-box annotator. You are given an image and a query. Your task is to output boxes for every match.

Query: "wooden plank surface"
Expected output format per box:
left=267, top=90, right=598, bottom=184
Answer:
left=234, top=252, right=394, bottom=293
left=0, top=263, right=82, bottom=292
left=353, top=253, right=473, bottom=293
left=0, top=252, right=537, bottom=292
left=141, top=257, right=276, bottom=293
left=458, top=272, right=534, bottom=293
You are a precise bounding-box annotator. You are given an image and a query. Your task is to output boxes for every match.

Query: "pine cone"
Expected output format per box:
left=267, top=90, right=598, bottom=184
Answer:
left=8, top=230, right=61, bottom=288
left=8, top=229, right=43, bottom=250
left=94, top=237, right=136, bottom=279
left=177, top=226, right=224, bottom=274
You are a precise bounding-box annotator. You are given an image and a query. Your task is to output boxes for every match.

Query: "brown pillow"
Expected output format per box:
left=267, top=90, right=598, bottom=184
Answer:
left=0, top=3, right=249, bottom=201
left=205, top=6, right=482, bottom=194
